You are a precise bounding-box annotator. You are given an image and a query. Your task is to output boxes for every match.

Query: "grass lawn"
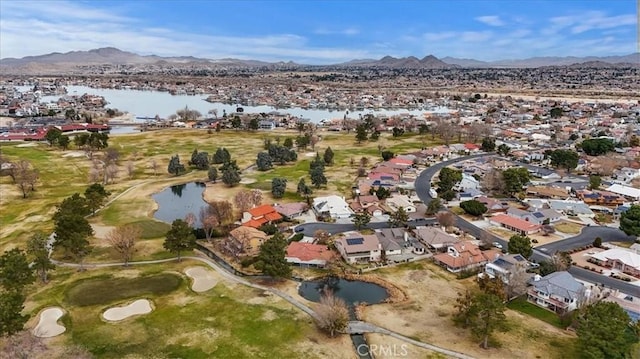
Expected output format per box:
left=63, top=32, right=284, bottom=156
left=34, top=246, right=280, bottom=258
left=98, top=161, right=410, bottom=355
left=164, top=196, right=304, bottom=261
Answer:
left=553, top=221, right=583, bottom=234
left=65, top=272, right=183, bottom=306
left=507, top=296, right=563, bottom=329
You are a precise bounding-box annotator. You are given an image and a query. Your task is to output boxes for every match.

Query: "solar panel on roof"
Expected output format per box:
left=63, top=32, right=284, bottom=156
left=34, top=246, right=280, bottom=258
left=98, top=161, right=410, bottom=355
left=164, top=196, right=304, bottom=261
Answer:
left=346, top=237, right=364, bottom=245
left=513, top=255, right=526, bottom=261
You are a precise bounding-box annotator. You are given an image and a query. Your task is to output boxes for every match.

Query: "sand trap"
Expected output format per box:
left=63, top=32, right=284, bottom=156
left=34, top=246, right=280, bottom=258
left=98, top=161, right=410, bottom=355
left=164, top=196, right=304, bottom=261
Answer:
left=304, top=152, right=316, bottom=157
left=32, top=307, right=66, bottom=338
left=185, top=267, right=218, bottom=292
left=16, top=142, right=39, bottom=147
left=62, top=151, right=86, bottom=158
left=102, top=299, right=152, bottom=321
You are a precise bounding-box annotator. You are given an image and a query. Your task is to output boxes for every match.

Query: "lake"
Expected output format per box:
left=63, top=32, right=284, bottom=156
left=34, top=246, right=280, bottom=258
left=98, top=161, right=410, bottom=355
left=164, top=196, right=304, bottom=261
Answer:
left=298, top=277, right=389, bottom=306
left=151, top=182, right=208, bottom=227
left=17, top=85, right=451, bottom=123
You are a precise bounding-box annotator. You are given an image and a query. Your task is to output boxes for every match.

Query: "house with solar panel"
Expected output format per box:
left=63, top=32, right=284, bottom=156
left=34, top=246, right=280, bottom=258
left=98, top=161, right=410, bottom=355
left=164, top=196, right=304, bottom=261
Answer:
left=483, top=253, right=534, bottom=283
left=334, top=233, right=382, bottom=264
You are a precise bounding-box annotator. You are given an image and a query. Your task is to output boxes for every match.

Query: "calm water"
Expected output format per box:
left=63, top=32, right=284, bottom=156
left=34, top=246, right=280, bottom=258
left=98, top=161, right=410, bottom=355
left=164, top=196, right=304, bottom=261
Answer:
left=152, top=182, right=208, bottom=227
left=18, top=85, right=451, bottom=123
left=298, top=277, right=389, bottom=306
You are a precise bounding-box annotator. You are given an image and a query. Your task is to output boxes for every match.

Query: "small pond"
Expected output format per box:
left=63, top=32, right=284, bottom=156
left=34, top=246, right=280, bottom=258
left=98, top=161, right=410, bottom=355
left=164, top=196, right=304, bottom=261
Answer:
left=298, top=277, right=389, bottom=306
left=152, top=182, right=208, bottom=227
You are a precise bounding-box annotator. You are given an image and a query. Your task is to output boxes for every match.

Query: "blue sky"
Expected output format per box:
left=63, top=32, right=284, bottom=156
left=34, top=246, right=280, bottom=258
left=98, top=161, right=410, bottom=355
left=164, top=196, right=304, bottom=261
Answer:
left=0, top=0, right=637, bottom=64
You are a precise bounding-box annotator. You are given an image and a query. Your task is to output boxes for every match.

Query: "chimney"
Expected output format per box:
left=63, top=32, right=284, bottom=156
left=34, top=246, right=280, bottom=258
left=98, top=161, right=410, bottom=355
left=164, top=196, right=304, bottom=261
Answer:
left=533, top=274, right=541, bottom=282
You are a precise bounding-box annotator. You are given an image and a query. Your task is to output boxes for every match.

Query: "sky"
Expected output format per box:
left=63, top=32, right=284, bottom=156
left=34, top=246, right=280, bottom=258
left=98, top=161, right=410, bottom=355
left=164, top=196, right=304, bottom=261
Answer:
left=0, top=0, right=637, bottom=64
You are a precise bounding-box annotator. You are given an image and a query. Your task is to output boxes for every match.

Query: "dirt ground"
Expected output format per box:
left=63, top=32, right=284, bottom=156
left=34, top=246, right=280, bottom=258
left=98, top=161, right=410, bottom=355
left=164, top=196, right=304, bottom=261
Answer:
left=358, top=261, right=576, bottom=359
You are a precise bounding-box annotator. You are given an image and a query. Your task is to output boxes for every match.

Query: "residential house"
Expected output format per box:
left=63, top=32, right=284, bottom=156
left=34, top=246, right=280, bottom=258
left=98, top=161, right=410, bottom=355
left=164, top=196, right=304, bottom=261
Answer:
left=334, top=233, right=382, bottom=264
left=506, top=207, right=562, bottom=225
left=433, top=242, right=497, bottom=273
left=484, top=253, right=531, bottom=283
left=589, top=248, right=640, bottom=278
left=527, top=271, right=585, bottom=314
left=385, top=195, right=417, bottom=213
left=548, top=200, right=595, bottom=218
left=477, top=196, right=509, bottom=212
left=488, top=214, right=542, bottom=235
left=225, top=226, right=269, bottom=258
left=273, top=202, right=308, bottom=220
left=258, top=120, right=276, bottom=130
left=285, top=242, right=335, bottom=268
left=459, top=188, right=484, bottom=202
left=375, top=227, right=426, bottom=261
left=313, top=195, right=353, bottom=219
left=349, top=195, right=384, bottom=217
left=525, top=186, right=569, bottom=199
left=241, top=204, right=283, bottom=228
left=614, top=167, right=640, bottom=184
left=456, top=173, right=480, bottom=191
left=605, top=184, right=640, bottom=202
left=576, top=190, right=625, bottom=207
left=415, top=226, right=459, bottom=252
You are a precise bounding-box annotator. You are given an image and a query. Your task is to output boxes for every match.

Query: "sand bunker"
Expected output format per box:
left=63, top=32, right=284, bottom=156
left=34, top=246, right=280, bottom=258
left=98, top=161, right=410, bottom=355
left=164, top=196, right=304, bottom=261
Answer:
left=62, top=151, right=86, bottom=158
left=185, top=267, right=218, bottom=292
left=32, top=307, right=66, bottom=338
left=102, top=299, right=152, bottom=321
left=16, top=142, right=39, bottom=148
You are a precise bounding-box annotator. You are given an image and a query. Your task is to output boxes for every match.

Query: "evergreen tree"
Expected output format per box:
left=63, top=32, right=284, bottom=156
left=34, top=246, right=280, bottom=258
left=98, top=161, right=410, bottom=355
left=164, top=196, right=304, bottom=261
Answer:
left=163, top=219, right=196, bottom=261
left=221, top=161, right=241, bottom=187
left=26, top=232, right=54, bottom=283
left=207, top=167, right=218, bottom=182
left=256, top=232, right=291, bottom=278
left=168, top=155, right=186, bottom=176
left=0, top=249, right=35, bottom=292
left=355, top=124, right=368, bottom=143
left=85, top=183, right=110, bottom=215
left=256, top=152, right=273, bottom=171
left=212, top=148, right=231, bottom=164
left=508, top=234, right=533, bottom=258
left=577, top=301, right=637, bottom=359
left=388, top=207, right=409, bottom=228
left=323, top=147, right=334, bottom=165
left=271, top=178, right=287, bottom=198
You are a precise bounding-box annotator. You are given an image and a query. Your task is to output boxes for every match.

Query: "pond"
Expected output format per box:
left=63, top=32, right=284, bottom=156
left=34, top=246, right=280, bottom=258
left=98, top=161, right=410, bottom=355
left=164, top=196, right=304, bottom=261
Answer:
left=298, top=277, right=389, bottom=307
left=152, top=182, right=208, bottom=227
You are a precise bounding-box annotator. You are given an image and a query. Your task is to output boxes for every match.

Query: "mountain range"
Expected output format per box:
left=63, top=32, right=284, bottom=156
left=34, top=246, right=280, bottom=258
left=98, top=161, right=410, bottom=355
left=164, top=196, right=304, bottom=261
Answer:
left=0, top=47, right=638, bottom=69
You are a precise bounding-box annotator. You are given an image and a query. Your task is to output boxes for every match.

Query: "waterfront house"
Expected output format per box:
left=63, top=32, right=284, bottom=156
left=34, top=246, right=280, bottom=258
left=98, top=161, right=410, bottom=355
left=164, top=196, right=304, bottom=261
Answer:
left=334, top=233, right=382, bottom=264
left=225, top=226, right=269, bottom=258
left=414, top=226, right=459, bottom=252
left=241, top=204, right=282, bottom=228
left=285, top=242, right=335, bottom=268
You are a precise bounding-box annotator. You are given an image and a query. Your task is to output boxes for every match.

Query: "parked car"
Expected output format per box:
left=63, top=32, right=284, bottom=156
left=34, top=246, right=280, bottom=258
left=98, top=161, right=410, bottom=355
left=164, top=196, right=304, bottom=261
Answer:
left=492, top=241, right=503, bottom=249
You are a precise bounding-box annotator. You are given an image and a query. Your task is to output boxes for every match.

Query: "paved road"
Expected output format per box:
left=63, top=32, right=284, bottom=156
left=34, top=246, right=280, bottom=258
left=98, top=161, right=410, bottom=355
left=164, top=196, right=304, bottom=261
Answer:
left=413, top=154, right=638, bottom=293
left=295, top=218, right=438, bottom=236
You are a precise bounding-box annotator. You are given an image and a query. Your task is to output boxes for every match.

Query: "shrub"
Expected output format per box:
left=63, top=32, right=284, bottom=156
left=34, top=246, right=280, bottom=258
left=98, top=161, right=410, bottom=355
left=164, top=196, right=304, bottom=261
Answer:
left=290, top=233, right=304, bottom=242
left=240, top=257, right=258, bottom=268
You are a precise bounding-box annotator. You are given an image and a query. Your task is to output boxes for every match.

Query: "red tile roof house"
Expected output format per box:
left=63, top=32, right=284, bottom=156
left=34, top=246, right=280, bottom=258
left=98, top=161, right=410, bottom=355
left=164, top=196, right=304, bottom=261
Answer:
left=285, top=242, right=335, bottom=268
left=433, top=242, right=500, bottom=273
left=273, top=202, right=308, bottom=220
left=241, top=204, right=283, bottom=228
left=488, top=214, right=542, bottom=236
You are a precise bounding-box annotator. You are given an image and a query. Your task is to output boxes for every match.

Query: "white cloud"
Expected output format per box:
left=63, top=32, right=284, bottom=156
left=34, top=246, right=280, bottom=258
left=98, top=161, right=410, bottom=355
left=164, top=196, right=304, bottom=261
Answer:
left=475, top=15, right=505, bottom=27
left=313, top=27, right=360, bottom=35
left=423, top=32, right=456, bottom=41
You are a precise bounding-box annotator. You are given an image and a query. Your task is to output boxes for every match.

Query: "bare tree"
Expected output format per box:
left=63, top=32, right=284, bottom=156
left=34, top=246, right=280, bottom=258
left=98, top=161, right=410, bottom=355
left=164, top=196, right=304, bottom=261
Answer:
left=105, top=163, right=119, bottom=184
left=11, top=160, right=39, bottom=198
left=314, top=289, right=349, bottom=337
left=88, top=166, right=101, bottom=183
left=126, top=161, right=135, bottom=179
left=1, top=330, right=48, bottom=359
left=481, top=168, right=505, bottom=195
left=506, top=262, right=530, bottom=300
left=104, top=148, right=120, bottom=164
left=208, top=200, right=234, bottom=228
left=436, top=211, right=455, bottom=229
left=105, top=224, right=141, bottom=266
left=150, top=159, right=159, bottom=176
left=314, top=229, right=331, bottom=245
left=234, top=190, right=262, bottom=214
left=199, top=206, right=217, bottom=241
left=184, top=212, right=196, bottom=228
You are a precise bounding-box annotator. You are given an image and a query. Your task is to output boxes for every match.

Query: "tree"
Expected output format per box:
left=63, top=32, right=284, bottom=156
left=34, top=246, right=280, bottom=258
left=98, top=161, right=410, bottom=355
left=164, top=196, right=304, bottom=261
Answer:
left=199, top=207, right=217, bottom=242
left=26, top=232, right=54, bottom=283
left=619, top=204, right=640, bottom=237
left=315, top=289, right=349, bottom=337
left=460, top=200, right=488, bottom=217
left=105, top=225, right=141, bottom=266
left=437, top=167, right=462, bottom=194
left=234, top=190, right=262, bottom=213
left=454, top=291, right=507, bottom=349
left=255, top=232, right=291, bottom=278
left=589, top=175, right=601, bottom=190
left=248, top=117, right=259, bottom=131
left=53, top=193, right=90, bottom=221
left=374, top=186, right=391, bottom=200
left=355, top=124, right=368, bottom=143
left=0, top=249, right=34, bottom=292
left=502, top=167, right=530, bottom=195
left=496, top=144, right=510, bottom=156
left=283, top=137, right=294, bottom=149
left=267, top=144, right=297, bottom=165
left=221, top=161, right=241, bottom=187
left=207, top=167, right=218, bottom=182
left=436, top=211, right=455, bottom=228
left=388, top=207, right=409, bottom=228
left=426, top=198, right=442, bottom=215
left=207, top=200, right=235, bottom=228
left=581, top=138, right=615, bottom=156
left=164, top=219, right=196, bottom=261
left=213, top=148, right=231, bottom=164
left=547, top=149, right=579, bottom=172
left=10, top=160, right=39, bottom=199
left=53, top=214, right=93, bottom=269
left=190, top=150, right=210, bottom=170
left=45, top=127, right=62, bottom=146
left=256, top=152, right=273, bottom=171
left=84, top=183, right=110, bottom=215
left=392, top=127, right=404, bottom=137
left=477, top=276, right=506, bottom=300
left=550, top=107, right=563, bottom=119
left=481, top=137, right=496, bottom=152
left=167, top=155, right=186, bottom=176
left=323, top=147, right=334, bottom=165
left=310, top=166, right=327, bottom=188
left=58, top=135, right=70, bottom=150
left=381, top=150, right=394, bottom=161
left=593, top=237, right=602, bottom=248
left=508, top=234, right=533, bottom=258
left=505, top=262, right=530, bottom=299
left=271, top=178, right=287, bottom=199
left=353, top=213, right=371, bottom=230
left=0, top=291, right=29, bottom=337
left=576, top=301, right=637, bottom=359
left=297, top=178, right=313, bottom=201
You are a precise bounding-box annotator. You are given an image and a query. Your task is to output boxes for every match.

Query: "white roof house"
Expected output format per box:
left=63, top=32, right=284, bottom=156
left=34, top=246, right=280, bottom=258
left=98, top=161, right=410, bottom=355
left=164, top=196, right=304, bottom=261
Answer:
left=606, top=184, right=640, bottom=201
left=591, top=248, right=640, bottom=273
left=313, top=195, right=353, bottom=219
